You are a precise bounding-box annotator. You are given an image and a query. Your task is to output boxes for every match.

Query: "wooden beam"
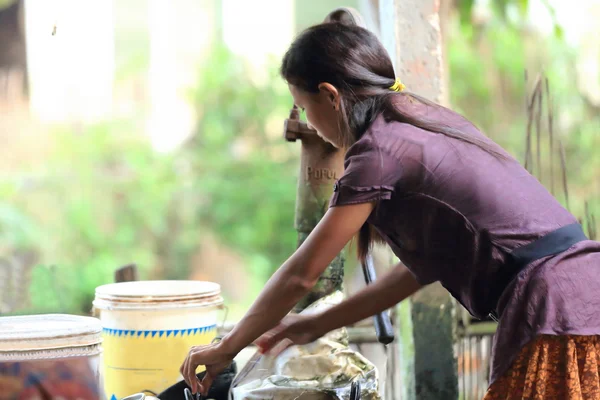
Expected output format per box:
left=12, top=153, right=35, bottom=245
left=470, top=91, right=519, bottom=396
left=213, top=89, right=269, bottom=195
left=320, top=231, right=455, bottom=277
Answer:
left=114, top=264, right=138, bottom=283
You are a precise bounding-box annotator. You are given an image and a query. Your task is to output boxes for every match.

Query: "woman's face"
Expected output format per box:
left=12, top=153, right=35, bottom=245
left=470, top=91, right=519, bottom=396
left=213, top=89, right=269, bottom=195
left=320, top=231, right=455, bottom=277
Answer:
left=288, top=83, right=343, bottom=148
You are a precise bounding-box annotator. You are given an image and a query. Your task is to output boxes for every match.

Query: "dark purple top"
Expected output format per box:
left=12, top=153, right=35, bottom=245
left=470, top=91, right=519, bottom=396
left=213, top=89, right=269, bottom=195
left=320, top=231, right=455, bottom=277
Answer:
left=329, top=102, right=600, bottom=384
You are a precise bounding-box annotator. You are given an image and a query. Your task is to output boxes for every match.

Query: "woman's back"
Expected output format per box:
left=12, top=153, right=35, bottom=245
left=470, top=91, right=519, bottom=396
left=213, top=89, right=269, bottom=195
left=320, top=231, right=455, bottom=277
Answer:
left=333, top=102, right=600, bottom=384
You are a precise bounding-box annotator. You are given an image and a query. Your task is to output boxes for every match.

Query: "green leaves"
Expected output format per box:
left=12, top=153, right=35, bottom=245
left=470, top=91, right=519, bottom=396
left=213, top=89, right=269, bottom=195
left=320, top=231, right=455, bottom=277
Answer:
left=458, top=0, right=476, bottom=25
left=491, top=0, right=529, bottom=19
left=186, top=47, right=297, bottom=282
left=458, top=0, right=562, bottom=38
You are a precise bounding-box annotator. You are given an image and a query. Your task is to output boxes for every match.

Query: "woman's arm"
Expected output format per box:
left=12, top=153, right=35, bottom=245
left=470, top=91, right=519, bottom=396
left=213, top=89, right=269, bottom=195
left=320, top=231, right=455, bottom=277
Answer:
left=315, top=261, right=421, bottom=334
left=257, top=261, right=422, bottom=352
left=219, top=201, right=375, bottom=357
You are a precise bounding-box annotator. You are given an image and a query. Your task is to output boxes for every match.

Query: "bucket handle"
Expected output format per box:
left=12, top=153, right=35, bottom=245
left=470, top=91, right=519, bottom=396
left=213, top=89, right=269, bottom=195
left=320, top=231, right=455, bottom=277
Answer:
left=218, top=303, right=229, bottom=334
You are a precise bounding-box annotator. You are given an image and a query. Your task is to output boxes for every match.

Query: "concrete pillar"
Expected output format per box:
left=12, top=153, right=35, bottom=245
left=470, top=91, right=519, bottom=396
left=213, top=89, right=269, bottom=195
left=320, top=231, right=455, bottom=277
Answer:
left=378, top=1, right=458, bottom=399
left=379, top=0, right=448, bottom=104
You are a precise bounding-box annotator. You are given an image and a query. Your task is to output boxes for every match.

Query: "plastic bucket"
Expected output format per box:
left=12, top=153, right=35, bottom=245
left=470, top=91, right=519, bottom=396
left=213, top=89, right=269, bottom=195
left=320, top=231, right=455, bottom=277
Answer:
left=92, top=280, right=223, bottom=400
left=0, top=314, right=104, bottom=399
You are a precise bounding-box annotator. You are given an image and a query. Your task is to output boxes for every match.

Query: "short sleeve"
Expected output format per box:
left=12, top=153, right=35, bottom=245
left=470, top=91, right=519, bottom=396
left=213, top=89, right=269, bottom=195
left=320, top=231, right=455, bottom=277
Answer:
left=329, top=136, right=400, bottom=207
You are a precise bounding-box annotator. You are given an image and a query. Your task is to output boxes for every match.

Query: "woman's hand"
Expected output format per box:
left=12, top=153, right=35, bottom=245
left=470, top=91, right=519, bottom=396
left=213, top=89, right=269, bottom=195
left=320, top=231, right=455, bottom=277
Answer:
left=259, top=262, right=423, bottom=357
left=255, top=313, right=326, bottom=354
left=180, top=340, right=235, bottom=395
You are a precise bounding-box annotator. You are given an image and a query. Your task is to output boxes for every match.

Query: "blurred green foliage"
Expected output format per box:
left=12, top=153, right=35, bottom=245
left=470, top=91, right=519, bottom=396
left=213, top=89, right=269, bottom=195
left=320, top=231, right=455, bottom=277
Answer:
left=457, top=0, right=563, bottom=37
left=448, top=7, right=600, bottom=236
left=1, top=47, right=297, bottom=315
left=1, top=3, right=598, bottom=316
left=185, top=47, right=298, bottom=277
left=0, top=0, right=17, bottom=10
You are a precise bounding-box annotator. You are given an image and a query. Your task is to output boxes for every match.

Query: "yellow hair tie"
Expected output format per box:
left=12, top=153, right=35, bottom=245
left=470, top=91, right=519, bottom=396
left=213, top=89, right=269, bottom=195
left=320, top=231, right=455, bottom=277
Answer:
left=389, top=78, right=406, bottom=92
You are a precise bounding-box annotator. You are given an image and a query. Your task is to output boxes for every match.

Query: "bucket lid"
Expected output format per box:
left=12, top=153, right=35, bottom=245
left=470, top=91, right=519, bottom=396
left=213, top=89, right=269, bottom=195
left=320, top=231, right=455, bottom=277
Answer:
left=93, top=280, right=223, bottom=311
left=0, top=314, right=103, bottom=353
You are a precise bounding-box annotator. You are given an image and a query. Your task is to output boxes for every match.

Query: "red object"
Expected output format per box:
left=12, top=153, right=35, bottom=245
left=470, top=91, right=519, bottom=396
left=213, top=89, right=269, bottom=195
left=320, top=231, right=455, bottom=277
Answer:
left=0, top=357, right=100, bottom=400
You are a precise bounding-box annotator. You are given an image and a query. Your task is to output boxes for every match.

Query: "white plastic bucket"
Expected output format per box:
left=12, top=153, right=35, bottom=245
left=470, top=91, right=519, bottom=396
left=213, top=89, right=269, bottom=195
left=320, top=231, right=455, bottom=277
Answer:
left=0, top=314, right=104, bottom=399
left=92, top=280, right=223, bottom=400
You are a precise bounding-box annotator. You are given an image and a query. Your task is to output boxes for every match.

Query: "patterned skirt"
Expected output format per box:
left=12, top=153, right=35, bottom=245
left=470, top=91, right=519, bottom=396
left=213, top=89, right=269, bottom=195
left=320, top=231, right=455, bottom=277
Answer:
left=484, top=335, right=600, bottom=400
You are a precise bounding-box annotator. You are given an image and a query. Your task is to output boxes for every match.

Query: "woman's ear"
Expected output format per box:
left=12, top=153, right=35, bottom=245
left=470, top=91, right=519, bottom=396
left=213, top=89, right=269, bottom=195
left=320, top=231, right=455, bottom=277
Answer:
left=317, top=82, right=340, bottom=111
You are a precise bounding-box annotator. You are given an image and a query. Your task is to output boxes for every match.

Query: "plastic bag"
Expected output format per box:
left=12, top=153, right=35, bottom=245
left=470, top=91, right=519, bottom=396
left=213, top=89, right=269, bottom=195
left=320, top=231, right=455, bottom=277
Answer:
left=230, top=291, right=380, bottom=400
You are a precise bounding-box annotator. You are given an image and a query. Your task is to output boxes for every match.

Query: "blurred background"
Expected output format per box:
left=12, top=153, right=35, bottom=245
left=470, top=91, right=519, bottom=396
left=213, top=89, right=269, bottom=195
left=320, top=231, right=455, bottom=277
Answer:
left=0, top=0, right=598, bottom=322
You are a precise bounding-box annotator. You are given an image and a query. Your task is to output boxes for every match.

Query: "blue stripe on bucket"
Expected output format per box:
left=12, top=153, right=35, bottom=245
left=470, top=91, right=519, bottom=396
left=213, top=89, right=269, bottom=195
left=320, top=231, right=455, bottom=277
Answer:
left=101, top=324, right=217, bottom=338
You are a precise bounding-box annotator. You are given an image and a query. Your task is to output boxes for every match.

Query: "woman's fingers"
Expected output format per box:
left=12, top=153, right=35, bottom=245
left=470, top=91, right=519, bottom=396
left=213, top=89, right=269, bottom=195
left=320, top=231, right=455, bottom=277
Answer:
left=262, top=320, right=293, bottom=351
left=256, top=324, right=297, bottom=355
left=262, top=329, right=286, bottom=352
left=255, top=331, right=275, bottom=353
left=199, top=371, right=214, bottom=396
left=196, top=375, right=203, bottom=395
left=181, top=350, right=191, bottom=387
left=187, top=350, right=200, bottom=393
left=269, top=337, right=294, bottom=357
left=180, top=343, right=234, bottom=394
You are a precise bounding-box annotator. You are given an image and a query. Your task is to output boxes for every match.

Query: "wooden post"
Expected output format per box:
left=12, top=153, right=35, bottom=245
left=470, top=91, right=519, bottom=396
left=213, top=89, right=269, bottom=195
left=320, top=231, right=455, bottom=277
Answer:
left=284, top=109, right=346, bottom=312
left=378, top=1, right=458, bottom=399
left=285, top=8, right=368, bottom=313
left=114, top=264, right=138, bottom=283
left=0, top=0, right=27, bottom=101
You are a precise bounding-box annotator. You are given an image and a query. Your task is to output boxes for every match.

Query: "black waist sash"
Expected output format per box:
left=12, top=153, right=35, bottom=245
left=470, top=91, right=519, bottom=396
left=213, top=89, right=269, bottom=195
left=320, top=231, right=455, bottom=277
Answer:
left=489, top=223, right=588, bottom=321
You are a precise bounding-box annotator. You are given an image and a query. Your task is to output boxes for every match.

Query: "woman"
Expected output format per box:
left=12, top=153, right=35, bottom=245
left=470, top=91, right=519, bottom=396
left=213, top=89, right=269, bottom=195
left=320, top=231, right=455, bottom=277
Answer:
left=181, top=22, right=600, bottom=399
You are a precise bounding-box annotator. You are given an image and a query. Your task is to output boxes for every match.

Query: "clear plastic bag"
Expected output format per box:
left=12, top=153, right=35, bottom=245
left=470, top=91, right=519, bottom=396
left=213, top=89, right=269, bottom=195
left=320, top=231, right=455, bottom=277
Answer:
left=230, top=292, right=380, bottom=400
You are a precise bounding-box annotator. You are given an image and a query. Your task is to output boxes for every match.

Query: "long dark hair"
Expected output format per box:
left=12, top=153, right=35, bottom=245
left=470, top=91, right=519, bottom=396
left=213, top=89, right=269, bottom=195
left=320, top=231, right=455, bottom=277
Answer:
left=280, top=22, right=505, bottom=261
